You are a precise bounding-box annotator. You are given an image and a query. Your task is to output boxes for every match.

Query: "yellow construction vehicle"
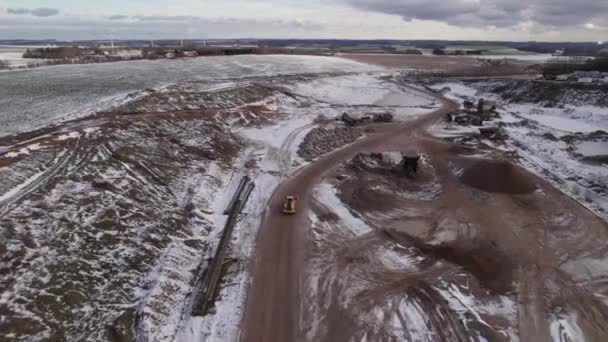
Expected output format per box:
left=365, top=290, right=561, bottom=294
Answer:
left=282, top=195, right=297, bottom=215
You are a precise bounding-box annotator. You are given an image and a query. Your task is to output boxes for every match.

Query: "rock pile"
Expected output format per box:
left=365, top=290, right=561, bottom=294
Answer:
left=298, top=127, right=362, bottom=161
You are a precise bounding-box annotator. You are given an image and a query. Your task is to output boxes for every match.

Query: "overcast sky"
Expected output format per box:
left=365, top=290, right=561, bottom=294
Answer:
left=0, top=0, right=607, bottom=41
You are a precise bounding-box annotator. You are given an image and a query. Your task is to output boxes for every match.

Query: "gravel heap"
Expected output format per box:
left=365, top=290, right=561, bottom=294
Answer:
left=460, top=160, right=536, bottom=194
left=298, top=127, right=362, bottom=161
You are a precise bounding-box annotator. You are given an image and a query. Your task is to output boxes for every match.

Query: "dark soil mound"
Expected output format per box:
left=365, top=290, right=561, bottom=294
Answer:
left=460, top=160, right=536, bottom=194
left=427, top=243, right=514, bottom=294
left=583, top=155, right=608, bottom=165
left=384, top=230, right=515, bottom=294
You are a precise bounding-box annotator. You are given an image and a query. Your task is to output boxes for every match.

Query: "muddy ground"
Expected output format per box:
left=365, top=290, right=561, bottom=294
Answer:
left=304, top=133, right=608, bottom=341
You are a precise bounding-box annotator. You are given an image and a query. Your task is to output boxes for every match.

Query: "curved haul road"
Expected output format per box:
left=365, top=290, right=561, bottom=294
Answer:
left=240, top=87, right=458, bottom=342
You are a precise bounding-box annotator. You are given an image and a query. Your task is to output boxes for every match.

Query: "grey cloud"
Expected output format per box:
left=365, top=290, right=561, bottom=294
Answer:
left=108, top=15, right=128, bottom=20
left=345, top=0, right=608, bottom=28
left=7, top=7, right=59, bottom=17
left=128, top=15, right=323, bottom=29
left=0, top=14, right=325, bottom=40
left=132, top=15, right=197, bottom=21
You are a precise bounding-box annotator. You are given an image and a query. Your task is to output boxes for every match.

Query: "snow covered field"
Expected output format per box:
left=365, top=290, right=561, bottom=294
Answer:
left=0, top=45, right=48, bottom=68
left=464, top=54, right=557, bottom=62
left=290, top=73, right=439, bottom=121
left=0, top=55, right=380, bottom=137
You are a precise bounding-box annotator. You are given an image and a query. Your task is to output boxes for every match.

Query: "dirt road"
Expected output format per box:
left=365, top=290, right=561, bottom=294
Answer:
left=240, top=87, right=458, bottom=342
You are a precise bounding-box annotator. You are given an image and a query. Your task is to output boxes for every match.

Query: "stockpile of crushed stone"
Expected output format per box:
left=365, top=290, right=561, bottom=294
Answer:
left=298, top=127, right=361, bottom=161
left=460, top=160, right=536, bottom=194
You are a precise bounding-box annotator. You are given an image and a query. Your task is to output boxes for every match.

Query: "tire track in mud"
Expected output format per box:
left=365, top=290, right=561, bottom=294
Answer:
left=308, top=202, right=471, bottom=341
left=278, top=123, right=315, bottom=177
left=0, top=141, right=81, bottom=218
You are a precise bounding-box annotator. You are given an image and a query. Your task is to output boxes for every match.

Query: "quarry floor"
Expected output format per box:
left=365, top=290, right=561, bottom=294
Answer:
left=241, top=84, right=608, bottom=342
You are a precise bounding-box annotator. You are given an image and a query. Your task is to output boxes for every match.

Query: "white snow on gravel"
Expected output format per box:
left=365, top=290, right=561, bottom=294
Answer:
left=176, top=168, right=282, bottom=342
left=2, top=143, right=45, bottom=158
left=135, top=162, right=234, bottom=342
left=509, top=105, right=608, bottom=134
left=432, top=82, right=608, bottom=134
left=378, top=246, right=419, bottom=271
left=240, top=105, right=313, bottom=149
left=550, top=312, right=585, bottom=342
left=561, top=256, right=608, bottom=284
left=291, top=73, right=438, bottom=120
left=432, top=82, right=480, bottom=99
left=293, top=74, right=388, bottom=105
left=525, top=114, right=599, bottom=133
left=54, top=131, right=82, bottom=141
left=0, top=169, right=45, bottom=203
left=314, top=182, right=372, bottom=236
left=437, top=283, right=519, bottom=340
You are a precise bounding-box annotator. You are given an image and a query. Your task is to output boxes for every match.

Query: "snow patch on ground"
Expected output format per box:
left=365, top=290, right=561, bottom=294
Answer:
left=136, top=162, right=232, bottom=342
left=550, top=312, right=585, bottom=342
left=2, top=143, right=45, bottom=159
left=54, top=131, right=81, bottom=141
left=437, top=283, right=519, bottom=341
left=290, top=74, right=439, bottom=121
left=432, top=82, right=480, bottom=99
left=509, top=105, right=608, bottom=134
left=378, top=245, right=420, bottom=272
left=176, top=165, right=282, bottom=342
left=576, top=141, right=608, bottom=157
left=314, top=182, right=372, bottom=236
left=0, top=170, right=45, bottom=203
left=293, top=74, right=391, bottom=105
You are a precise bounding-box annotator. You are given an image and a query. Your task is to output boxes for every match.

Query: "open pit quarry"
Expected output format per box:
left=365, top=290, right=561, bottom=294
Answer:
left=0, top=54, right=607, bottom=342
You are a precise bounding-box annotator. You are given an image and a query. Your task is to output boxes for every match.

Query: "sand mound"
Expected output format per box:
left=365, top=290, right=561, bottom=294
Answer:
left=460, top=160, right=536, bottom=194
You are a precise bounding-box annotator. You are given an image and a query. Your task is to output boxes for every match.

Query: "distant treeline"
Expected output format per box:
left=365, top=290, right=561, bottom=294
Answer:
left=23, top=47, right=82, bottom=59
left=432, top=48, right=483, bottom=56
left=543, top=56, right=608, bottom=76
left=10, top=39, right=608, bottom=57
left=15, top=45, right=331, bottom=69
left=518, top=44, right=607, bottom=56
left=142, top=47, right=258, bottom=58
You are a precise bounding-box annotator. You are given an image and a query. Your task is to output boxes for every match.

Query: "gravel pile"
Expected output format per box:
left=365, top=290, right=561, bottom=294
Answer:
left=298, top=127, right=362, bottom=161
left=460, top=160, right=536, bottom=194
